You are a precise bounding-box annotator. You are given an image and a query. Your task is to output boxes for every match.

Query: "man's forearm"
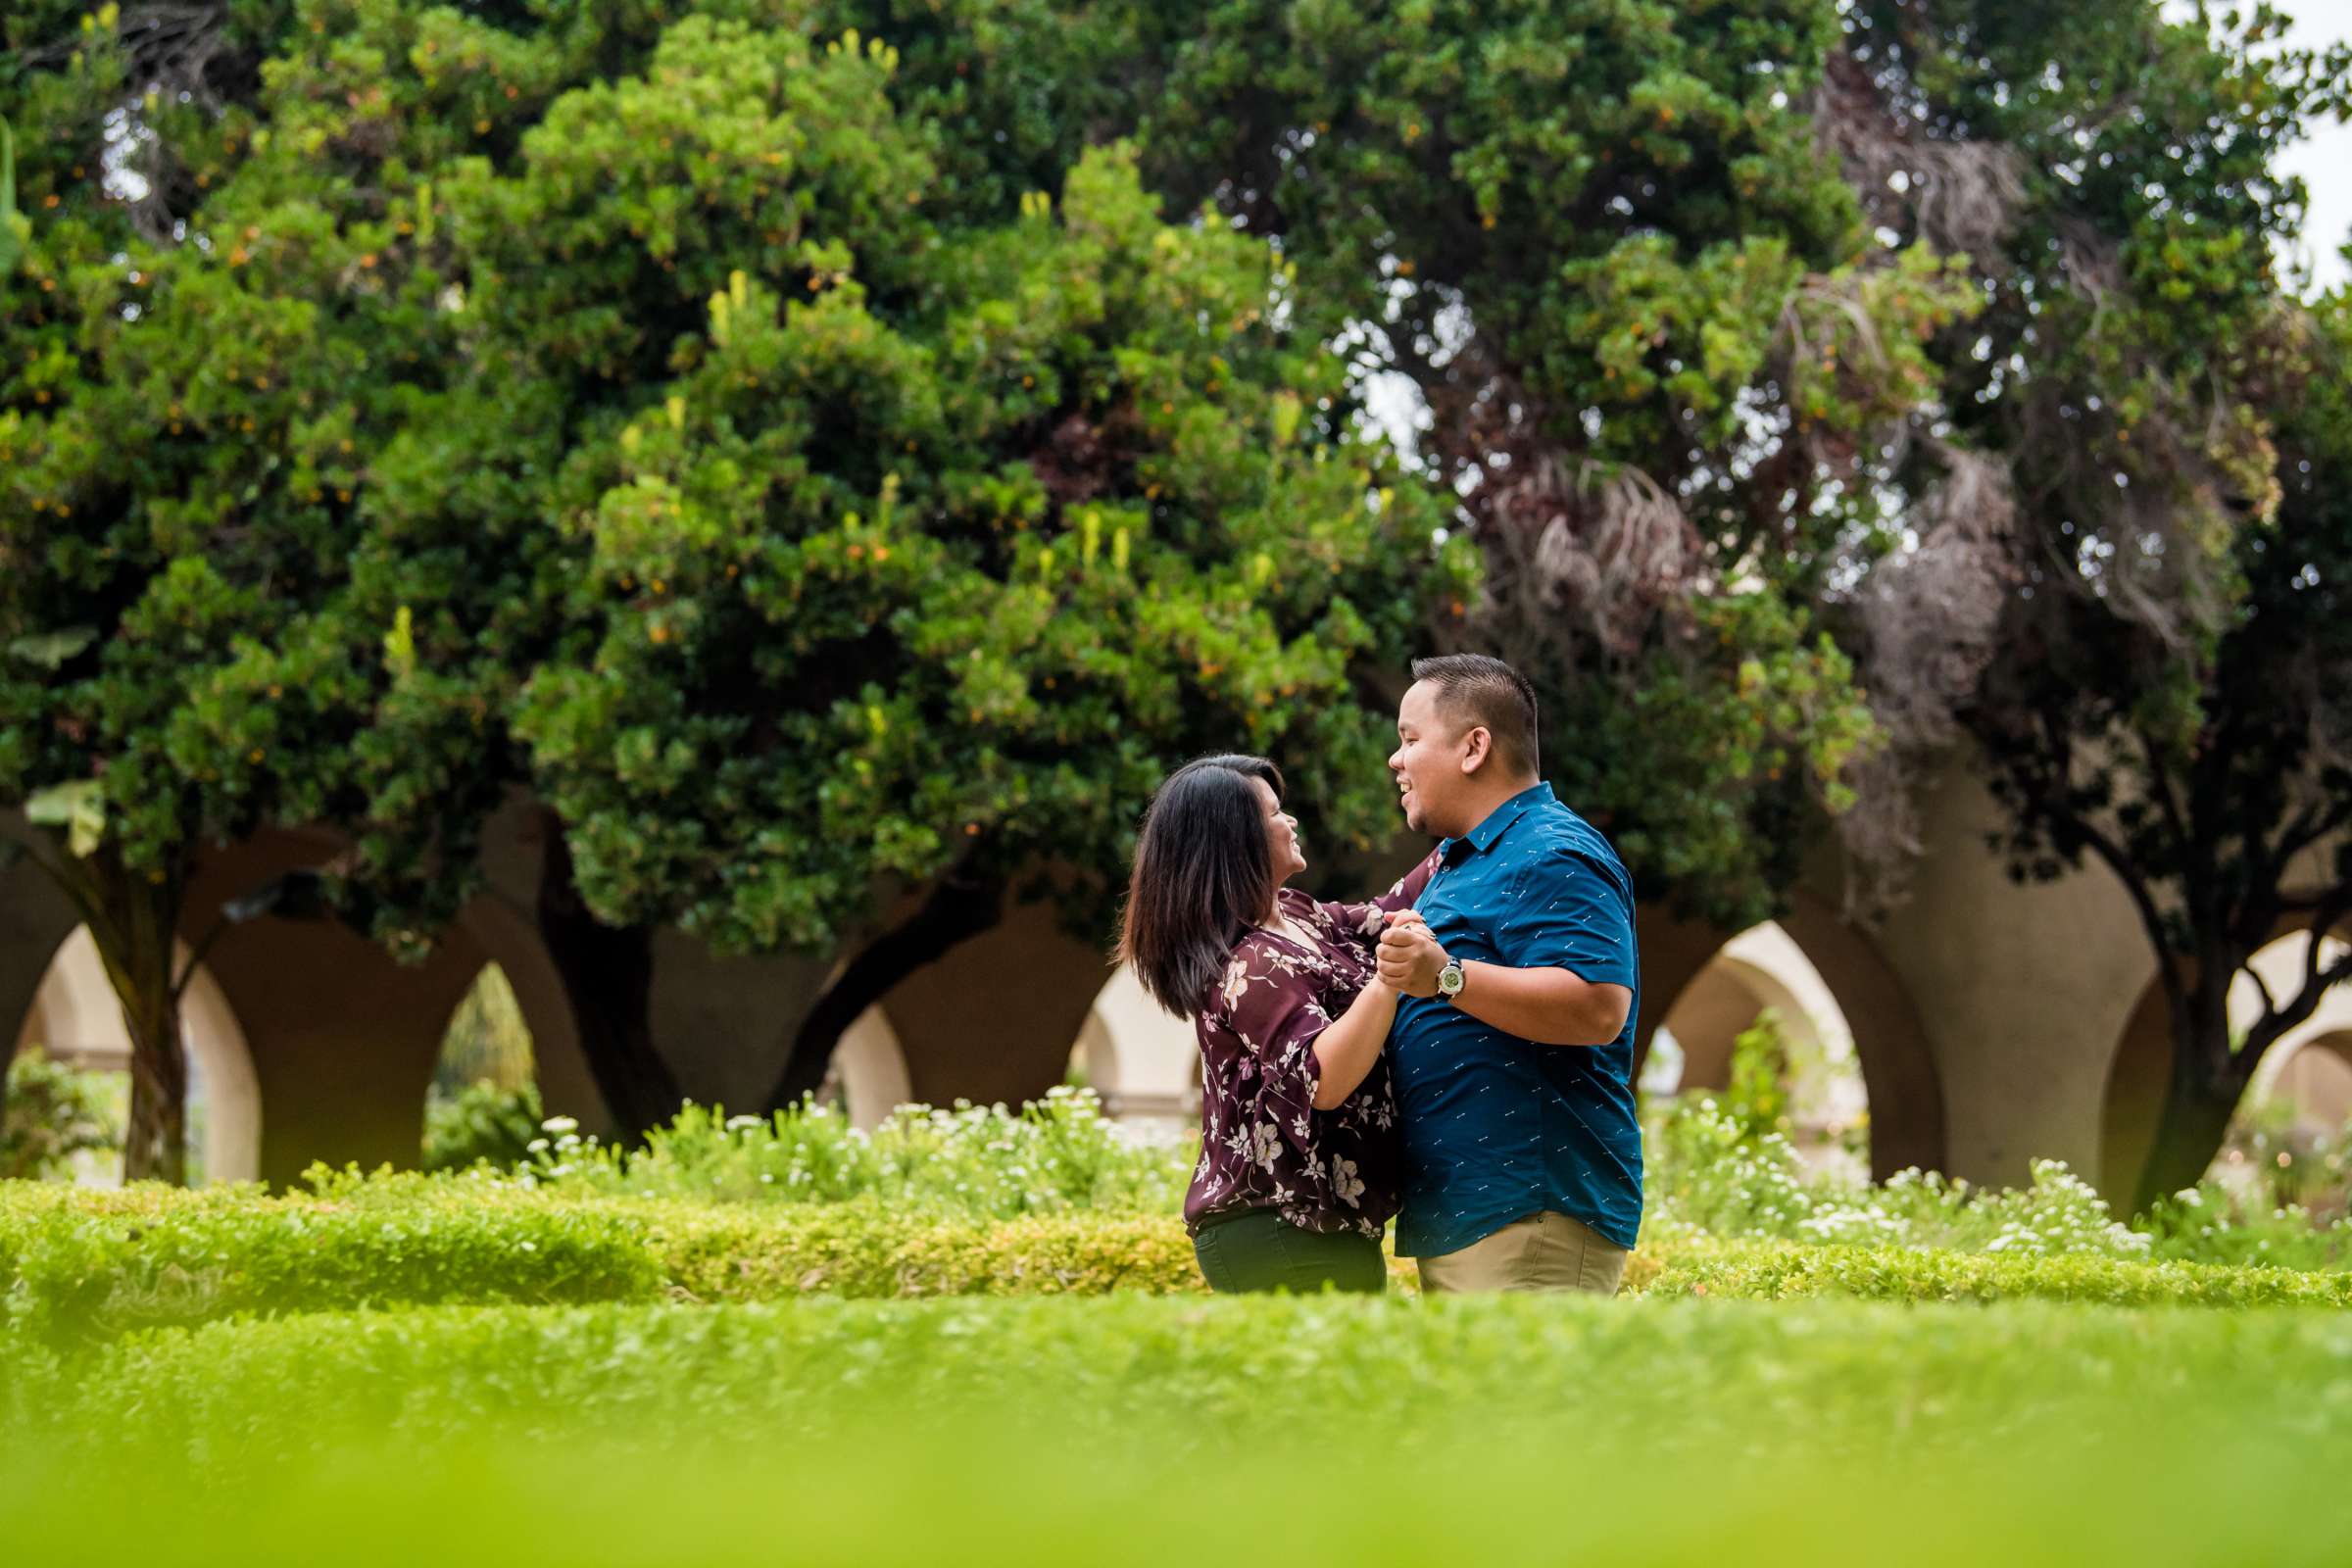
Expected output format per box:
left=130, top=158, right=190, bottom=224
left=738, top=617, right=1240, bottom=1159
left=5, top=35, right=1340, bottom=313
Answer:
left=1452, top=961, right=1631, bottom=1047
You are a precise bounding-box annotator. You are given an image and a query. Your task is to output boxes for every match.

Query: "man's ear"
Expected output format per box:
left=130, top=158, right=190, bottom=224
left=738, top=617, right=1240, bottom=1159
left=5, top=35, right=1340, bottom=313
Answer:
left=1458, top=725, right=1493, bottom=775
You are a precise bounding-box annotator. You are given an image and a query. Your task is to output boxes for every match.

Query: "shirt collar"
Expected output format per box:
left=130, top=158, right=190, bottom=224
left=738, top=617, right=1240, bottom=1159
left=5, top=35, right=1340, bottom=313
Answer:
left=1438, top=781, right=1553, bottom=862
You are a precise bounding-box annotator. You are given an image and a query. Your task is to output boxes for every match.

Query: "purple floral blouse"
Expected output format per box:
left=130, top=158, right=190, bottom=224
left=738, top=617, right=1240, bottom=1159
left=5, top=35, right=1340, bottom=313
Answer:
left=1183, top=850, right=1444, bottom=1239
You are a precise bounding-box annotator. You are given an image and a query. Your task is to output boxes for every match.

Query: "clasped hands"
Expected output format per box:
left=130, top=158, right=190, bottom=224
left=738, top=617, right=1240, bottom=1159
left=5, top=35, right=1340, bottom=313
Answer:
left=1376, top=907, right=1448, bottom=998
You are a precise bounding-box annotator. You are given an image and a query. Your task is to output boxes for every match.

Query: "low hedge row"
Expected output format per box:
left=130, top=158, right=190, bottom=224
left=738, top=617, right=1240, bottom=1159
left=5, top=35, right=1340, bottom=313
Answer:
left=1633, top=1237, right=2352, bottom=1309
left=23, top=1292, right=2352, bottom=1472
left=7, top=1182, right=2349, bottom=1344
left=12, top=1294, right=2352, bottom=1568
left=0, top=1184, right=1206, bottom=1343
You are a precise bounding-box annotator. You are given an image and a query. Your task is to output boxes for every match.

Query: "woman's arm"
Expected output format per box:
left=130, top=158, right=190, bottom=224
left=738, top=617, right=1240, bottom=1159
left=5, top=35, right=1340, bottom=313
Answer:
left=1319, top=848, right=1445, bottom=951
left=1308, top=976, right=1400, bottom=1109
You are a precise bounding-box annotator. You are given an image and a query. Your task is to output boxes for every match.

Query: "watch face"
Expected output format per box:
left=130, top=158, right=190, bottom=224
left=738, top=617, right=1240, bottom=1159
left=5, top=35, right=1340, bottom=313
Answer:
left=1438, top=962, right=1463, bottom=996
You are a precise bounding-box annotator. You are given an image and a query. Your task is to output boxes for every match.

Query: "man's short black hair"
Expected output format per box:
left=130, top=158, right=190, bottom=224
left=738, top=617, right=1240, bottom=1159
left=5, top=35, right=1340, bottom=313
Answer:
left=1409, top=654, right=1540, bottom=776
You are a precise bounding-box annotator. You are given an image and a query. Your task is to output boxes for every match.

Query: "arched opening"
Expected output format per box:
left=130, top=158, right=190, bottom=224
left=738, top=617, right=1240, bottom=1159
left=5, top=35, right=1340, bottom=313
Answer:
left=1069, top=964, right=1199, bottom=1140
left=1645, top=922, right=1869, bottom=1177
left=420, top=962, right=541, bottom=1170
left=1642, top=890, right=1945, bottom=1181
left=2254, top=1032, right=2352, bottom=1137
left=6, top=925, right=260, bottom=1185
left=2103, top=929, right=2352, bottom=1207
left=822, top=1004, right=912, bottom=1131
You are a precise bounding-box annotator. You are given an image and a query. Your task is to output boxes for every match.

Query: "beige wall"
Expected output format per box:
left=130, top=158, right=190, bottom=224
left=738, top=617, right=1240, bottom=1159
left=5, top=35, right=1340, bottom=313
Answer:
left=1850, top=765, right=2155, bottom=1190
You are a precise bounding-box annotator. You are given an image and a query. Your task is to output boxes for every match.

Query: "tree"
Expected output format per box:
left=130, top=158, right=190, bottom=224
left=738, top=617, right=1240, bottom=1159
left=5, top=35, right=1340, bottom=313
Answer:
left=357, top=13, right=1463, bottom=1112
left=0, top=0, right=462, bottom=1180
left=1121, top=0, right=1987, bottom=930
left=3, top=0, right=1462, bottom=1157
left=1825, top=0, right=2352, bottom=1208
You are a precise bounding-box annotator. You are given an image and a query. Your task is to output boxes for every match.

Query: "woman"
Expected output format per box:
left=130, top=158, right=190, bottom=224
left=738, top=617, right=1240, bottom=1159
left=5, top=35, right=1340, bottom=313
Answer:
left=1118, top=755, right=1439, bottom=1294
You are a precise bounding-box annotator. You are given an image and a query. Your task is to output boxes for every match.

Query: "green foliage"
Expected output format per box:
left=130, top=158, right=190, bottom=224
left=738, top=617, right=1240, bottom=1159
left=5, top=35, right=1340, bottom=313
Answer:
left=419, top=1079, right=543, bottom=1173
left=430, top=964, right=535, bottom=1098
left=10, top=1287, right=2352, bottom=1565
left=0, top=114, right=24, bottom=279
left=0, top=0, right=1465, bottom=1160
left=496, top=1087, right=1186, bottom=1217
left=2135, top=1093, right=2352, bottom=1272
left=1647, top=1096, right=2156, bottom=1258
left=1849, top=2, right=2352, bottom=1202
left=461, top=114, right=1458, bottom=950
left=2138, top=1182, right=2352, bottom=1274
left=1124, top=0, right=1985, bottom=928
left=1, top=1049, right=119, bottom=1180
left=1634, top=1235, right=2352, bottom=1309
left=13, top=1291, right=2352, bottom=1539
left=1722, top=1008, right=1791, bottom=1141
left=17, top=1086, right=2352, bottom=1350
left=0, top=1177, right=663, bottom=1346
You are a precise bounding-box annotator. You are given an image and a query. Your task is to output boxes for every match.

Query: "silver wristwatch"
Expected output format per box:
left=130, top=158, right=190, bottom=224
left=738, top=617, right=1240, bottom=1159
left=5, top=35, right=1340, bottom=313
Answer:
left=1436, top=958, right=1465, bottom=1001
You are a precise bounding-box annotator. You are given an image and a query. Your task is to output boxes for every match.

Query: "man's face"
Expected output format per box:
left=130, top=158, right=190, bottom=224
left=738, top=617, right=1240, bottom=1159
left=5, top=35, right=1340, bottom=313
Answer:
left=1389, top=680, right=1469, bottom=838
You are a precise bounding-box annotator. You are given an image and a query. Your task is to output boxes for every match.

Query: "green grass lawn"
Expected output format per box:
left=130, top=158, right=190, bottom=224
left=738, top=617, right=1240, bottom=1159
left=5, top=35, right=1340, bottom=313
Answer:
left=10, top=1291, right=2352, bottom=1565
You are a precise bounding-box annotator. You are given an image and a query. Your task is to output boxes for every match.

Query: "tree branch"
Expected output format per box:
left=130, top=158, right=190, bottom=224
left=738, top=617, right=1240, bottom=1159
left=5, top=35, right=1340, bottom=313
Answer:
left=1, top=830, right=131, bottom=964
left=2242, top=931, right=2352, bottom=1069
left=760, top=871, right=1007, bottom=1114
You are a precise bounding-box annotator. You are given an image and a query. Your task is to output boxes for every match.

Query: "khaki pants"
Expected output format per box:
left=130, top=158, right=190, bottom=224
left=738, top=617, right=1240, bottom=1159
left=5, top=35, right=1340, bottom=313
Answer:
left=1416, top=1210, right=1628, bottom=1297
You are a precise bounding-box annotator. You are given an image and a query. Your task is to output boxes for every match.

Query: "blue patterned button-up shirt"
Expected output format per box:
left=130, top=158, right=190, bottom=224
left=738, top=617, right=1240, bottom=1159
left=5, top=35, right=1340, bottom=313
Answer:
left=1389, top=782, right=1643, bottom=1256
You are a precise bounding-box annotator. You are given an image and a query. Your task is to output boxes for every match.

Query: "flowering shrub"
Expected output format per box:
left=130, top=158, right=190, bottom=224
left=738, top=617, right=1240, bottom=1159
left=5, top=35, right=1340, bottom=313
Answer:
left=2134, top=1182, right=2352, bottom=1271
left=2, top=1052, right=120, bottom=1181
left=505, top=1087, right=1186, bottom=1220
left=396, top=1085, right=2344, bottom=1269
left=422, top=1081, right=545, bottom=1174
left=1645, top=1098, right=2152, bottom=1259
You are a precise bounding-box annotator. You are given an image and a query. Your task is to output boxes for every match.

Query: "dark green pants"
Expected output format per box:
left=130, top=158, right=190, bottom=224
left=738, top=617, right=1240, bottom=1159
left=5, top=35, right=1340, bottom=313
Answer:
left=1192, top=1207, right=1387, bottom=1296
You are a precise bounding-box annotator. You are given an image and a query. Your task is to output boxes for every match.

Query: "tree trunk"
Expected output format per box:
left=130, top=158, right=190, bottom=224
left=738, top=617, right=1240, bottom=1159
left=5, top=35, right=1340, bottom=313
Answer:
left=121, top=1004, right=189, bottom=1186
left=535, top=809, right=682, bottom=1139
left=2127, top=1042, right=2245, bottom=1218
left=83, top=852, right=190, bottom=1185
left=761, top=872, right=1006, bottom=1115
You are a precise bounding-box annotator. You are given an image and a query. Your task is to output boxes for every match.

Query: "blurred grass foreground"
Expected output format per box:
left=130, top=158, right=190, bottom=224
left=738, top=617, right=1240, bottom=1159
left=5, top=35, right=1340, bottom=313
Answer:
left=6, top=1091, right=2352, bottom=1564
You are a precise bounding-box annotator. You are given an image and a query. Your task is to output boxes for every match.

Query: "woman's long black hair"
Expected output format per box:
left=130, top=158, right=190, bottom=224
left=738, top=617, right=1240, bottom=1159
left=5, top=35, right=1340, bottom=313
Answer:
left=1117, top=755, right=1285, bottom=1020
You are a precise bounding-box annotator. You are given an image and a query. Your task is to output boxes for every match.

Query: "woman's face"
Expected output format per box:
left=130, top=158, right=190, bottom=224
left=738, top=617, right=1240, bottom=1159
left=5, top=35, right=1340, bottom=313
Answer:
left=1250, top=775, right=1307, bottom=887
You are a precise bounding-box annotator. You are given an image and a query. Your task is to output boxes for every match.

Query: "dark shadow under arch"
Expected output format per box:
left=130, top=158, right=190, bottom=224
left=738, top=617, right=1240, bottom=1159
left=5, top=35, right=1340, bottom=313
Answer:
left=1642, top=890, right=1947, bottom=1181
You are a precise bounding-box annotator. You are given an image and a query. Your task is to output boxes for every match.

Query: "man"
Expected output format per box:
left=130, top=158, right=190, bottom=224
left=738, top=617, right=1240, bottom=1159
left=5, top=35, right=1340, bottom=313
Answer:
left=1375, top=653, right=1642, bottom=1295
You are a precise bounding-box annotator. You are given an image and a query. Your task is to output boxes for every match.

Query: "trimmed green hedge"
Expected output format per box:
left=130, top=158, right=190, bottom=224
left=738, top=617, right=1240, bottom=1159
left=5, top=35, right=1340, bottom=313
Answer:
left=7, top=1182, right=2349, bottom=1346
left=23, top=1292, right=2352, bottom=1472
left=11, top=1294, right=2352, bottom=1568
left=1631, top=1237, right=2352, bottom=1309
left=0, top=1184, right=662, bottom=1343
left=639, top=1201, right=1200, bottom=1300
left=0, top=1184, right=1206, bottom=1342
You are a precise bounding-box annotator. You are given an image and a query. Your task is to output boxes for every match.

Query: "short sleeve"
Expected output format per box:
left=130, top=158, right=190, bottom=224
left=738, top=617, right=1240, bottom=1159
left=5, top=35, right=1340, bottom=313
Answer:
left=1319, top=847, right=1445, bottom=951
left=1495, top=845, right=1637, bottom=989
left=1205, top=948, right=1330, bottom=1161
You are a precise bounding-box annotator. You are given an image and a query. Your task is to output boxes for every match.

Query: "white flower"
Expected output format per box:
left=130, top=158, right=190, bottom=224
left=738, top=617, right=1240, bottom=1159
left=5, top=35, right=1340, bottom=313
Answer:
left=1250, top=1121, right=1281, bottom=1170
left=1220, top=958, right=1250, bottom=1008
left=540, top=1115, right=579, bottom=1136
left=1332, top=1157, right=1364, bottom=1205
